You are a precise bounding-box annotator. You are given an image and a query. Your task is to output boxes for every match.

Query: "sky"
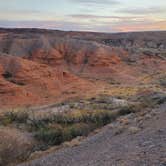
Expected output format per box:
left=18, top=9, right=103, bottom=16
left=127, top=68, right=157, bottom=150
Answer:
left=0, top=0, right=166, bottom=32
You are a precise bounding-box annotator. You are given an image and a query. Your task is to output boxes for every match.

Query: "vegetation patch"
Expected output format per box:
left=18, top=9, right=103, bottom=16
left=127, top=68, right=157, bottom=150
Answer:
left=24, top=106, right=139, bottom=149
left=0, top=109, right=29, bottom=125
left=1, top=94, right=160, bottom=165
left=159, top=77, right=166, bottom=88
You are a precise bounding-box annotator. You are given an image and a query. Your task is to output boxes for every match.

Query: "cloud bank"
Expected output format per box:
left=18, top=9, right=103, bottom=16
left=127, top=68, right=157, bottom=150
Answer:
left=0, top=0, right=165, bottom=32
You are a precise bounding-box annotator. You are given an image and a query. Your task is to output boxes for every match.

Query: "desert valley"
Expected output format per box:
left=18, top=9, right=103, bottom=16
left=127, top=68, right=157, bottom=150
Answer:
left=0, top=28, right=165, bottom=166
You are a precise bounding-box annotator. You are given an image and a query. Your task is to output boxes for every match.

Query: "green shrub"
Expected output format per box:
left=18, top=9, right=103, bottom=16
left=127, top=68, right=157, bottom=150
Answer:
left=34, top=122, right=94, bottom=146
left=35, top=127, right=63, bottom=146
left=0, top=111, right=29, bottom=126
left=51, top=110, right=117, bottom=126
left=4, top=106, right=135, bottom=149
left=68, top=123, right=92, bottom=138
left=53, top=114, right=75, bottom=124
left=28, top=119, right=47, bottom=131
left=118, top=105, right=138, bottom=115
left=62, top=127, right=73, bottom=141
left=14, top=111, right=29, bottom=123
left=159, top=78, right=166, bottom=87
left=93, top=110, right=117, bottom=125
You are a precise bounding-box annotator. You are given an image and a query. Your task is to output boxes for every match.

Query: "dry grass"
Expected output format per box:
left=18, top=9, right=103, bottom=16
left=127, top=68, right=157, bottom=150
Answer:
left=1, top=92, right=161, bottom=165
left=0, top=127, right=34, bottom=166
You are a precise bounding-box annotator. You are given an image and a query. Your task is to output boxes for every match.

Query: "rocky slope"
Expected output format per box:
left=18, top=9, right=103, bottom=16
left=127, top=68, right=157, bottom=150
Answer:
left=0, top=55, right=96, bottom=108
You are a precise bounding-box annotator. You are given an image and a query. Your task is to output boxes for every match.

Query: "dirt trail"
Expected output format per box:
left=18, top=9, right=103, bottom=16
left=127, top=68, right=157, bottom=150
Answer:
left=18, top=104, right=166, bottom=166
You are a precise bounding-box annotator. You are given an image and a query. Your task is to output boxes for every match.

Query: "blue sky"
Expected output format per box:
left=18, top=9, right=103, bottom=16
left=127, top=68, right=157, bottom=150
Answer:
left=0, top=0, right=166, bottom=32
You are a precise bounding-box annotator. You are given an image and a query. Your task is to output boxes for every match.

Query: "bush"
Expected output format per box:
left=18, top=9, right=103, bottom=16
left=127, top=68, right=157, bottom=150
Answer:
left=159, top=78, right=166, bottom=87
left=34, top=122, right=94, bottom=147
left=118, top=105, right=138, bottom=115
left=63, top=123, right=95, bottom=142
left=1, top=110, right=29, bottom=125
left=62, top=127, right=73, bottom=141
left=52, top=110, right=117, bottom=126
left=1, top=106, right=135, bottom=157
left=35, top=127, right=63, bottom=146
left=89, top=111, right=116, bottom=126
left=68, top=123, right=92, bottom=138
left=14, top=111, right=29, bottom=123
left=137, top=92, right=166, bottom=108
left=52, top=114, right=75, bottom=124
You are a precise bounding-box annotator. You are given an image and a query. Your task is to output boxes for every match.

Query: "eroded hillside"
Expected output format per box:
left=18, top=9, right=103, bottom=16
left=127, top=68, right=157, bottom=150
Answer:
left=0, top=29, right=166, bottom=108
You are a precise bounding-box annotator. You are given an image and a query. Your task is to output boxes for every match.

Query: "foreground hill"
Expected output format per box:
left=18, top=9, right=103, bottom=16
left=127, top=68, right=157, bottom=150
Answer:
left=18, top=103, right=166, bottom=166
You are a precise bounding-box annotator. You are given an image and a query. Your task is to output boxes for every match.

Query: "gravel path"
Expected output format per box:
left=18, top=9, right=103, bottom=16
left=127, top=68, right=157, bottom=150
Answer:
left=18, top=104, right=166, bottom=166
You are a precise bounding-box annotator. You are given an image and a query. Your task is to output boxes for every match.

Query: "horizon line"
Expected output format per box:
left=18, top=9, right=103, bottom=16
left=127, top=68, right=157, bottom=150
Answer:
left=0, top=26, right=166, bottom=34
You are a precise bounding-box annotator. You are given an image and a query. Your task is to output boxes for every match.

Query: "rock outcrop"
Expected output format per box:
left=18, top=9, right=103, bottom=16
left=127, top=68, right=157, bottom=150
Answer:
left=0, top=29, right=166, bottom=108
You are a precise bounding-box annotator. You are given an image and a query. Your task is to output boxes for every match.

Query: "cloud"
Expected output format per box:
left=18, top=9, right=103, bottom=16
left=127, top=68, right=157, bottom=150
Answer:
left=91, top=18, right=166, bottom=32
left=114, top=20, right=166, bottom=32
left=0, top=9, right=58, bottom=21
left=119, top=7, right=166, bottom=15
left=69, top=0, right=119, bottom=5
left=1, top=17, right=165, bottom=33
left=68, top=14, right=139, bottom=20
